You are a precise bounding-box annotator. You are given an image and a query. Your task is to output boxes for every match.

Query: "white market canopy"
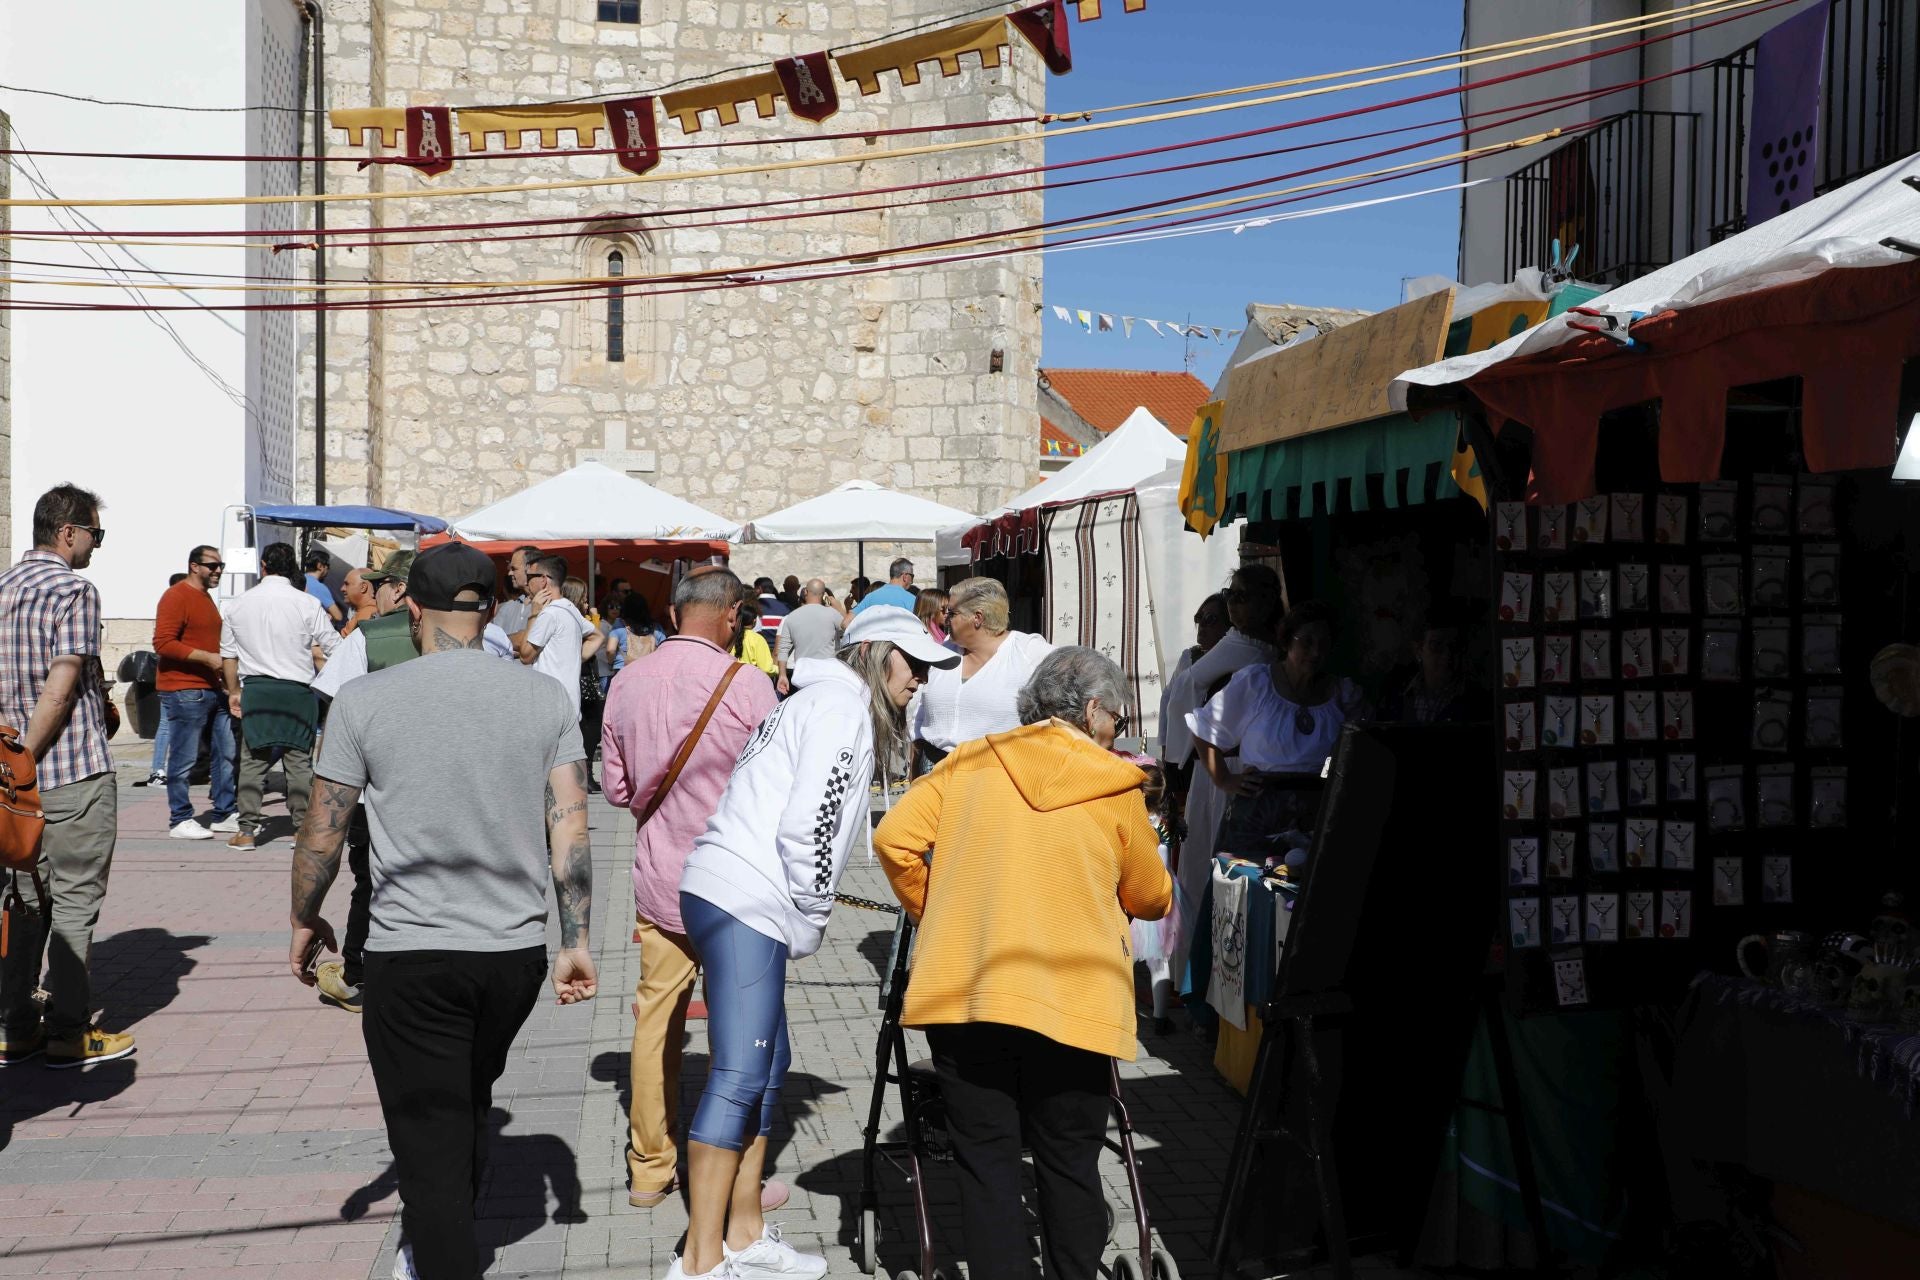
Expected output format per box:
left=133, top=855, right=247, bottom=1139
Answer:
left=450, top=461, right=742, bottom=541
left=937, top=406, right=1189, bottom=565
left=740, top=480, right=978, bottom=543
left=1391, top=155, right=1920, bottom=406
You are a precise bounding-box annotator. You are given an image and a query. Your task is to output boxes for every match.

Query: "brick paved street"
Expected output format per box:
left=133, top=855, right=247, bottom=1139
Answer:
left=0, top=770, right=1252, bottom=1278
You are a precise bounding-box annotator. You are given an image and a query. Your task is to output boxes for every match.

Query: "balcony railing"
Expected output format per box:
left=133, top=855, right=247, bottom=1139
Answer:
left=1501, top=110, right=1698, bottom=289
left=1706, top=0, right=1919, bottom=242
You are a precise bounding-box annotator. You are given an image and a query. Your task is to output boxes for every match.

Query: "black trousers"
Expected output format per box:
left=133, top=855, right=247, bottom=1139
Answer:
left=343, top=806, right=372, bottom=988
left=362, top=947, right=545, bottom=1280
left=926, top=1023, right=1112, bottom=1280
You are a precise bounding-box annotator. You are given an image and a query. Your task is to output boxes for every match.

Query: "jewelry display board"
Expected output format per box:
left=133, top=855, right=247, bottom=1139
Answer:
left=1492, top=474, right=1855, bottom=1011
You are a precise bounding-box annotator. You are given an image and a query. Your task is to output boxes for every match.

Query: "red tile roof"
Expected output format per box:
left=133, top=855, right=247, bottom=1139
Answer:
left=1041, top=368, right=1212, bottom=438
left=1040, top=417, right=1084, bottom=459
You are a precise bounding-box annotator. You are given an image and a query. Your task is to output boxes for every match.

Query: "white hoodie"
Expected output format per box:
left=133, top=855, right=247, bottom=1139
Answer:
left=680, top=656, right=877, bottom=959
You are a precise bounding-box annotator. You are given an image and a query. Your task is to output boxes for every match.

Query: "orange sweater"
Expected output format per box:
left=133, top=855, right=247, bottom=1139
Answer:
left=152, top=580, right=222, bottom=692
left=874, top=720, right=1172, bottom=1061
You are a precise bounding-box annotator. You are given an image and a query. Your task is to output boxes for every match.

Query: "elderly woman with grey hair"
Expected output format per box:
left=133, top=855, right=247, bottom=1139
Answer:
left=876, top=647, right=1172, bottom=1280
left=908, top=576, right=1052, bottom=776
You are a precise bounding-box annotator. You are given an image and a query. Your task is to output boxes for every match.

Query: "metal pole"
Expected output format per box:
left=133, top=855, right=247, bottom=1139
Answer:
left=858, top=540, right=866, bottom=579
left=588, top=539, right=597, bottom=601
left=307, top=0, right=327, bottom=506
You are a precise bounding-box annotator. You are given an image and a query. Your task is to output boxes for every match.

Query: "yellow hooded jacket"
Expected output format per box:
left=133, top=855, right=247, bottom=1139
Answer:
left=874, top=720, right=1173, bottom=1061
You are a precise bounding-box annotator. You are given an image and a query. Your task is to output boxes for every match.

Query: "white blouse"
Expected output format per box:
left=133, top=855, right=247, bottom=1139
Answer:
left=1187, top=665, right=1364, bottom=775
left=1159, top=628, right=1278, bottom=765
left=911, top=630, right=1054, bottom=751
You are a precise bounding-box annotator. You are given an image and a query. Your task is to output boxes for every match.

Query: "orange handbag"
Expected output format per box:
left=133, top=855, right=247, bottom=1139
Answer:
left=0, top=723, right=48, bottom=959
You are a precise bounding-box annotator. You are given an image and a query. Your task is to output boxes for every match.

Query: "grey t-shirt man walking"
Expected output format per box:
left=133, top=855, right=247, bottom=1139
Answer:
left=286, top=542, right=595, bottom=1277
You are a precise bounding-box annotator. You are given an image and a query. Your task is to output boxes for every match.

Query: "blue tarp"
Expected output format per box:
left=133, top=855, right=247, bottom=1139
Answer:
left=252, top=504, right=448, bottom=533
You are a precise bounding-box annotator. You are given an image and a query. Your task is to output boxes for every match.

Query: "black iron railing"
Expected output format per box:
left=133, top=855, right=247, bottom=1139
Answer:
left=1706, top=0, right=1919, bottom=242
left=1502, top=110, right=1698, bottom=289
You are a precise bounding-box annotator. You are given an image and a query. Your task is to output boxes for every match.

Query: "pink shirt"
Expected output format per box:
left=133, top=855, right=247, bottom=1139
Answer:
left=603, top=634, right=777, bottom=934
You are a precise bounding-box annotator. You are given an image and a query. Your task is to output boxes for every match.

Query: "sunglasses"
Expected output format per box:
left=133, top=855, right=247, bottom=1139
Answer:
left=196, top=561, right=226, bottom=572
left=69, top=524, right=106, bottom=546
left=1195, top=613, right=1228, bottom=628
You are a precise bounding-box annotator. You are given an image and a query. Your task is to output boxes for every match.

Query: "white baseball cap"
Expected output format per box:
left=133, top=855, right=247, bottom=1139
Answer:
left=840, top=605, right=961, bottom=668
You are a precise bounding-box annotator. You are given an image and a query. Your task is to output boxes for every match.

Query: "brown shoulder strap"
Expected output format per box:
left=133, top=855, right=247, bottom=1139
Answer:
left=638, top=661, right=746, bottom=828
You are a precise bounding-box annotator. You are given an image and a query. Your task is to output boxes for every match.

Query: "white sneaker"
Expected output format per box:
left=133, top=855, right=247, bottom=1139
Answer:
left=209, top=815, right=241, bottom=834
left=391, top=1241, right=419, bottom=1280
left=169, top=820, right=213, bottom=841
left=664, top=1254, right=734, bottom=1279
left=725, top=1225, right=826, bottom=1279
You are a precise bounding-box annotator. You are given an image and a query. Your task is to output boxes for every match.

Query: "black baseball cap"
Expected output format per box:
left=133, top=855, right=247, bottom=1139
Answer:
left=407, top=543, right=497, bottom=612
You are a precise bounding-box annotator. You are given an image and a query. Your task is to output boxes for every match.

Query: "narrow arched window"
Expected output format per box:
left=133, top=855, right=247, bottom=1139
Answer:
left=606, top=250, right=626, bottom=362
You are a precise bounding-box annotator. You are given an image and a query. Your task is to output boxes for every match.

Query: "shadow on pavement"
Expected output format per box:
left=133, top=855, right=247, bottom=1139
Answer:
left=340, top=1107, right=585, bottom=1271
left=0, top=928, right=209, bottom=1153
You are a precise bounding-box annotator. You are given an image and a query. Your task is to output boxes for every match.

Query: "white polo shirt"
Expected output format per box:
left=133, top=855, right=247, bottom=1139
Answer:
left=221, top=576, right=340, bottom=684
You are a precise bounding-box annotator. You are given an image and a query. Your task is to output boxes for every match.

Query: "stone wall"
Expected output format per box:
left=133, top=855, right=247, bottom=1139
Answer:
left=306, top=0, right=1044, bottom=585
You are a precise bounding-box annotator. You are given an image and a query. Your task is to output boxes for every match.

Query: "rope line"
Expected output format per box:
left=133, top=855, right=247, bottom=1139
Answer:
left=0, top=0, right=1778, bottom=210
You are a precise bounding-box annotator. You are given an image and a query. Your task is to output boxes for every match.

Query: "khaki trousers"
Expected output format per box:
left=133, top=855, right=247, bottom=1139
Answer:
left=0, top=773, right=118, bottom=1039
left=627, top=914, right=701, bottom=1194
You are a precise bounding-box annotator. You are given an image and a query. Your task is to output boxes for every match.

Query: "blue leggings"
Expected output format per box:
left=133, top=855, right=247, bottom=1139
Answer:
left=682, top=893, right=792, bottom=1152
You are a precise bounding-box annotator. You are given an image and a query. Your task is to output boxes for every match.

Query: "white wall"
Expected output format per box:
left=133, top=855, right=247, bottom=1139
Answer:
left=1458, top=0, right=1829, bottom=285
left=0, top=0, right=250, bottom=621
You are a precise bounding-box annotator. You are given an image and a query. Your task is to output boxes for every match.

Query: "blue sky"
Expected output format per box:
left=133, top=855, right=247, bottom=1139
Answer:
left=1041, top=0, right=1466, bottom=385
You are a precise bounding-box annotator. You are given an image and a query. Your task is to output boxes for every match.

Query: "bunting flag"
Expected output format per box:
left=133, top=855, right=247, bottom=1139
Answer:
left=660, top=70, right=783, bottom=133
left=775, top=51, right=841, bottom=122
left=1009, top=0, right=1074, bottom=75
left=602, top=96, right=661, bottom=175
left=1047, top=307, right=1241, bottom=340
left=1074, top=0, right=1147, bottom=17
left=458, top=105, right=604, bottom=151
left=403, top=107, right=456, bottom=177
left=1450, top=425, right=1489, bottom=512
left=332, top=107, right=406, bottom=148
left=835, top=15, right=1010, bottom=96
left=1178, top=401, right=1229, bottom=539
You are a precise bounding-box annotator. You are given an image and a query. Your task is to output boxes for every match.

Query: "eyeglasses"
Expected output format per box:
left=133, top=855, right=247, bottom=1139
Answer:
left=1113, top=711, right=1132, bottom=736
left=196, top=560, right=226, bottom=572
left=68, top=524, right=106, bottom=546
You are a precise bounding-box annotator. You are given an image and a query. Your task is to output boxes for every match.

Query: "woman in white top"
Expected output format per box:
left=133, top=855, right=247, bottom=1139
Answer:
left=1188, top=598, right=1364, bottom=857
left=1159, top=567, right=1281, bottom=989
left=909, top=576, right=1052, bottom=775
left=670, top=607, right=960, bottom=1280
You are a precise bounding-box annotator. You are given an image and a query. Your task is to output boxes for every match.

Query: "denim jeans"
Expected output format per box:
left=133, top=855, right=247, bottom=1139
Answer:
left=148, top=697, right=172, bottom=776
left=161, top=688, right=236, bottom=827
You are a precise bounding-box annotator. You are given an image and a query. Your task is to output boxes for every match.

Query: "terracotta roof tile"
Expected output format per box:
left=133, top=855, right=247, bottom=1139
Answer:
left=1040, top=368, right=1212, bottom=437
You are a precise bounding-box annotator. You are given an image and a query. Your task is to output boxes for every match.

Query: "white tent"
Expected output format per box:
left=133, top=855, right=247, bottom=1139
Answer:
left=1392, top=154, right=1920, bottom=406
left=451, top=461, right=742, bottom=541
left=742, top=480, right=977, bottom=543
left=937, top=406, right=1188, bottom=566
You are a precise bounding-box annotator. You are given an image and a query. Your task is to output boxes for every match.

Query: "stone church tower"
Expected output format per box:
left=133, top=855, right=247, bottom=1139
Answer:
left=309, top=0, right=1046, bottom=576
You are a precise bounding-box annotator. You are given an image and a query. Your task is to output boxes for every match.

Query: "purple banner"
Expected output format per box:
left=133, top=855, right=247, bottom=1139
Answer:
left=1746, top=3, right=1828, bottom=225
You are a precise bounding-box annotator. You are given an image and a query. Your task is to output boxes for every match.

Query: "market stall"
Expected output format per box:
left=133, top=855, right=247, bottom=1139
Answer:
left=936, top=407, right=1241, bottom=740
left=446, top=461, right=741, bottom=600
left=1380, top=155, right=1920, bottom=1274
left=740, top=479, right=978, bottom=578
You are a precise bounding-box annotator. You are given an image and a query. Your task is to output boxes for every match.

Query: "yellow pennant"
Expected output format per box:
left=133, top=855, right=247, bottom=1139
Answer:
left=835, top=16, right=1011, bottom=96
left=1179, top=401, right=1230, bottom=538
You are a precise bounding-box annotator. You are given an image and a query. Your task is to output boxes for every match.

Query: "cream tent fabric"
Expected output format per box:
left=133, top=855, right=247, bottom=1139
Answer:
left=451, top=461, right=742, bottom=541
left=1391, top=155, right=1920, bottom=407
left=741, top=480, right=978, bottom=543
left=936, top=406, right=1189, bottom=566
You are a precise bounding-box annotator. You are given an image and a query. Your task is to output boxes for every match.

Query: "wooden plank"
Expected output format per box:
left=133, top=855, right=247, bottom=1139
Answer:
left=1221, top=289, right=1455, bottom=454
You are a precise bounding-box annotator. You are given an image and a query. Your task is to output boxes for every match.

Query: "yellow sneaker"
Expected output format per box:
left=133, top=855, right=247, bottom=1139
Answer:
left=44, top=1026, right=135, bottom=1069
left=314, top=961, right=363, bottom=1013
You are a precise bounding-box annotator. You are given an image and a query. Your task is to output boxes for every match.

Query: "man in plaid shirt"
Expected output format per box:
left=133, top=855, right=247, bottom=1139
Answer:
left=0, top=484, right=132, bottom=1069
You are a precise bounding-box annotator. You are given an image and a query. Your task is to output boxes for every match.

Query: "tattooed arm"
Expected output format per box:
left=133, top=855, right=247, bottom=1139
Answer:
left=546, top=759, right=598, bottom=1005
left=288, top=776, right=362, bottom=985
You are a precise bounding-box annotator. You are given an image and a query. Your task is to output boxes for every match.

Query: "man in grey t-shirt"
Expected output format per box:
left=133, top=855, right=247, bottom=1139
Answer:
left=774, top=578, right=845, bottom=696
left=286, top=542, right=596, bottom=1278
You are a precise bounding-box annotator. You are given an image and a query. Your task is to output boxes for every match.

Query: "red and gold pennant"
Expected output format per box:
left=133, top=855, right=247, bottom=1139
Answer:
left=660, top=71, right=782, bottom=134
left=403, top=106, right=455, bottom=176
left=774, top=51, right=840, bottom=123
left=834, top=15, right=1011, bottom=97
left=1009, top=0, right=1073, bottom=74
left=602, top=96, right=661, bottom=174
